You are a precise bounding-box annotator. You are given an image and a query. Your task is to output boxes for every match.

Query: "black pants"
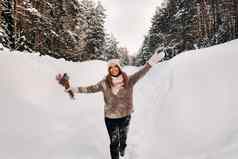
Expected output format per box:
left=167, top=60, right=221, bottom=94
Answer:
left=105, top=115, right=131, bottom=159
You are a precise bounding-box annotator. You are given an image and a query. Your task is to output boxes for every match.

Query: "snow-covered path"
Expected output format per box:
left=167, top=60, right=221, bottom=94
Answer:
left=0, top=39, right=238, bottom=159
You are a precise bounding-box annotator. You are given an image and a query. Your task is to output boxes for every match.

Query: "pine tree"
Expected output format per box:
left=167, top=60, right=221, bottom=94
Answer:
left=1, top=0, right=110, bottom=62
left=172, top=0, right=197, bottom=52
left=95, top=2, right=106, bottom=56
left=136, top=35, right=152, bottom=65
left=80, top=0, right=106, bottom=61
left=196, top=0, right=238, bottom=46
left=15, top=31, right=31, bottom=52
left=118, top=47, right=129, bottom=66
left=148, top=7, right=167, bottom=52
left=1, top=0, right=15, bottom=49
left=102, top=33, right=119, bottom=60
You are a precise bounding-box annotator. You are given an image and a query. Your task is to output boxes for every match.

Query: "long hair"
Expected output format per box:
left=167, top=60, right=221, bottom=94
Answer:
left=106, top=66, right=129, bottom=88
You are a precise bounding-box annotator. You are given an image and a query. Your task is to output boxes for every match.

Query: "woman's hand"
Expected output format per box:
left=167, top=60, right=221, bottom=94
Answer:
left=64, top=87, right=78, bottom=93
left=148, top=49, right=165, bottom=66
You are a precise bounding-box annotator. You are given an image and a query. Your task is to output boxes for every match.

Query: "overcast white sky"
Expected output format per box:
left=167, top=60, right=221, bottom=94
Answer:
left=99, top=0, right=163, bottom=55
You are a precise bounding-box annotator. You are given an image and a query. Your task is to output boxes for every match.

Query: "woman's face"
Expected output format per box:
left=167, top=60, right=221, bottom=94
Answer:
left=109, top=65, right=120, bottom=77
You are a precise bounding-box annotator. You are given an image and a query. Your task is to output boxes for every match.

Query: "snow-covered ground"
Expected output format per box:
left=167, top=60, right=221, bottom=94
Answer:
left=0, top=39, right=238, bottom=159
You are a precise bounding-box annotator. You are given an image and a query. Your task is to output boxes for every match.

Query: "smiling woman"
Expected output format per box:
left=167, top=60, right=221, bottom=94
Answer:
left=109, top=66, right=120, bottom=77
left=64, top=50, right=165, bottom=159
left=99, top=0, right=163, bottom=54
left=65, top=60, right=152, bottom=159
left=108, top=59, right=122, bottom=77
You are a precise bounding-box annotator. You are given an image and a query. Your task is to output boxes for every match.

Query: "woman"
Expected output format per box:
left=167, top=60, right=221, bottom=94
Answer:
left=65, top=50, right=165, bottom=159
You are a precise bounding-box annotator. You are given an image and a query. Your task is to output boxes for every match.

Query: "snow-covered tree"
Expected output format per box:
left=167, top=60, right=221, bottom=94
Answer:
left=79, top=0, right=106, bottom=61
left=136, top=35, right=153, bottom=65
left=15, top=31, right=32, bottom=52
left=118, top=47, right=130, bottom=66
left=137, top=0, right=238, bottom=65
left=1, top=0, right=15, bottom=49
left=101, top=33, right=120, bottom=60
left=0, top=0, right=114, bottom=62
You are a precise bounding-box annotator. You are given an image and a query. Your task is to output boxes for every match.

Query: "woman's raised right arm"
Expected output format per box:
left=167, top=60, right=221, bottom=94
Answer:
left=65, top=79, right=104, bottom=94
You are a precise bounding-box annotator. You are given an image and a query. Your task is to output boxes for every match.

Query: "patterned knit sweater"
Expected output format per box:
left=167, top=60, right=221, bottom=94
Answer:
left=77, top=64, right=151, bottom=119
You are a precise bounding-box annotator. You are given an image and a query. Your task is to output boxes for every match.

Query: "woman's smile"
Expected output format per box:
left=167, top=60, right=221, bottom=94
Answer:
left=110, top=65, right=120, bottom=76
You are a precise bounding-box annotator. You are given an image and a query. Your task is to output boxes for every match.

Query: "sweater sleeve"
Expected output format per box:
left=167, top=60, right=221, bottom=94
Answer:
left=77, top=80, right=104, bottom=93
left=129, top=63, right=152, bottom=86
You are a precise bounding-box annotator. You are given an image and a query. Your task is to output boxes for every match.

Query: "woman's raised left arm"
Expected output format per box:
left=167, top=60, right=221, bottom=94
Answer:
left=129, top=50, right=165, bottom=85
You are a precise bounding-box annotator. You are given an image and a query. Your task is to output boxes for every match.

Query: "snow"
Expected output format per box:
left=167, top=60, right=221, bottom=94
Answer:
left=66, top=30, right=78, bottom=43
left=50, top=30, right=59, bottom=37
left=0, top=39, right=238, bottom=159
left=0, top=43, right=4, bottom=51
left=27, top=7, right=42, bottom=18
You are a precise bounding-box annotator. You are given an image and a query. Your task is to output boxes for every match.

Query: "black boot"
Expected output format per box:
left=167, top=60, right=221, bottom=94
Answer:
left=119, top=148, right=125, bottom=157
left=110, top=146, right=119, bottom=159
